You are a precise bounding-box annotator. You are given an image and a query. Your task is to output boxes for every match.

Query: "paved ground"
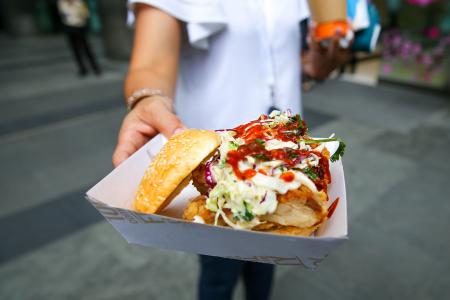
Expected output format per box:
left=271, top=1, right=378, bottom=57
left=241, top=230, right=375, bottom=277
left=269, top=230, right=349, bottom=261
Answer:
left=1, top=34, right=449, bottom=300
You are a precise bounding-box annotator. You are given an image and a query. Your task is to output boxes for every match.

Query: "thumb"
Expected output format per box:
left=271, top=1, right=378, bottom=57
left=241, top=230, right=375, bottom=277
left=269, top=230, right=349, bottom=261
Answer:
left=154, top=110, right=187, bottom=138
left=138, top=98, right=187, bottom=138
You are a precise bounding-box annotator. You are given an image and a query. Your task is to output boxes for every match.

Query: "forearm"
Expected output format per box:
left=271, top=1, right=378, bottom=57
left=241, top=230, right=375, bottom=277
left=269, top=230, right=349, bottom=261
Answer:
left=125, top=4, right=181, bottom=103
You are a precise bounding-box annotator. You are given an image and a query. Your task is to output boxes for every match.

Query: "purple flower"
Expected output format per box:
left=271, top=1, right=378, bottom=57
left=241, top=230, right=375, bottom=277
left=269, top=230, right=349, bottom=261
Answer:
left=419, top=54, right=434, bottom=68
left=382, top=64, right=392, bottom=74
left=392, top=36, right=402, bottom=47
left=411, top=44, right=422, bottom=56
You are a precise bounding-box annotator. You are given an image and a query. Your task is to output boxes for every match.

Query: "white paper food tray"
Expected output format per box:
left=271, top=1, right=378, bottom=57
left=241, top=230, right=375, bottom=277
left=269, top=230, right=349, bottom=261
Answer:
left=86, top=134, right=348, bottom=269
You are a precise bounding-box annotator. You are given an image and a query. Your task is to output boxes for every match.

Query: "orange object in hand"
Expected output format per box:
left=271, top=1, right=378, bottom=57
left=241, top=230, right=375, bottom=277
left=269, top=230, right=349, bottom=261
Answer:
left=314, top=20, right=351, bottom=41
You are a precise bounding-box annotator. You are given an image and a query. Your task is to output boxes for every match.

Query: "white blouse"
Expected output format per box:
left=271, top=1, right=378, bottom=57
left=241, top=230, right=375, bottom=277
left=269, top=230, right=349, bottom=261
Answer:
left=128, top=0, right=309, bottom=130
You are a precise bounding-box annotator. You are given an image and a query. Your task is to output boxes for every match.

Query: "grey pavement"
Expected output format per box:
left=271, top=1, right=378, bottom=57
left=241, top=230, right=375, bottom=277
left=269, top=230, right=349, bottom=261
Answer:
left=1, top=34, right=449, bottom=300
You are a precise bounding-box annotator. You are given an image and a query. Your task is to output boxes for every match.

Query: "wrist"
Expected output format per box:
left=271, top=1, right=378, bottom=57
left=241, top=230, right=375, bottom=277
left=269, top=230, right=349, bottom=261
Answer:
left=135, top=95, right=174, bottom=113
left=126, top=88, right=173, bottom=111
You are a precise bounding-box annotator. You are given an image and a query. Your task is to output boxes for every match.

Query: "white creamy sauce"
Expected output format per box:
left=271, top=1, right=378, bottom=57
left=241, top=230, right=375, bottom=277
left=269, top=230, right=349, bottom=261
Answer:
left=258, top=160, right=284, bottom=169
left=265, top=139, right=298, bottom=151
left=295, top=153, right=320, bottom=169
left=308, top=154, right=320, bottom=167
left=252, top=190, right=278, bottom=215
left=238, top=160, right=252, bottom=171
left=251, top=171, right=317, bottom=195
left=269, top=110, right=281, bottom=118
left=299, top=141, right=312, bottom=151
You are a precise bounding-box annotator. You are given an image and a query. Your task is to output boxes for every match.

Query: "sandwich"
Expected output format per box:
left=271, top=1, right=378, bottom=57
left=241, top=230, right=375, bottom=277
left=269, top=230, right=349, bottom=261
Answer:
left=133, top=110, right=345, bottom=236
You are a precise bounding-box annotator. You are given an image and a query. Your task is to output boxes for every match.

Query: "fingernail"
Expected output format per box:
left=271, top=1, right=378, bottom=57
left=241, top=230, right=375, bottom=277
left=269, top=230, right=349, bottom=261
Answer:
left=173, top=127, right=187, bottom=135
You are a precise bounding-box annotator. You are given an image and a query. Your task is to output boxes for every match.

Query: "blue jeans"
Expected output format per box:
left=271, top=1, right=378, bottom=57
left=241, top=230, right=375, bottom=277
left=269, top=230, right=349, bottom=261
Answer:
left=198, top=255, right=275, bottom=300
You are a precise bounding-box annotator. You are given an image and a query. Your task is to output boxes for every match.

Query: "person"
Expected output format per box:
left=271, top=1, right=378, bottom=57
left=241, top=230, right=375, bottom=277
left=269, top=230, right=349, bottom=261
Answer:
left=57, top=0, right=101, bottom=76
left=113, top=1, right=349, bottom=299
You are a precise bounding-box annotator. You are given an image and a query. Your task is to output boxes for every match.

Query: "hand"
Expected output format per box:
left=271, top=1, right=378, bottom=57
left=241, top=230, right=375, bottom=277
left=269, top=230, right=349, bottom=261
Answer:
left=112, top=96, right=186, bottom=166
left=302, top=33, right=351, bottom=81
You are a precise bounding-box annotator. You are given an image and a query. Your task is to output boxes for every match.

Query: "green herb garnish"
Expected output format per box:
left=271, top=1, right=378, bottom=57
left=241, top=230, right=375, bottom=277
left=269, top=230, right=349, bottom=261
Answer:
left=242, top=202, right=255, bottom=221
left=303, top=137, right=341, bottom=144
left=303, top=167, right=318, bottom=180
left=229, top=141, right=239, bottom=150
left=290, top=114, right=302, bottom=123
left=254, top=154, right=269, bottom=161
left=330, top=141, right=346, bottom=162
left=278, top=165, right=287, bottom=172
left=301, top=138, right=346, bottom=162
left=254, top=138, right=265, bottom=145
left=289, top=152, right=299, bottom=159
left=290, top=114, right=304, bottom=130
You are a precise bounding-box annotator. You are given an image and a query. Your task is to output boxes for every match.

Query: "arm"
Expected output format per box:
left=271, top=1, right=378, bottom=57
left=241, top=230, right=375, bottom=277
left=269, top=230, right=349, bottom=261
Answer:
left=125, top=3, right=180, bottom=99
left=113, top=4, right=186, bottom=166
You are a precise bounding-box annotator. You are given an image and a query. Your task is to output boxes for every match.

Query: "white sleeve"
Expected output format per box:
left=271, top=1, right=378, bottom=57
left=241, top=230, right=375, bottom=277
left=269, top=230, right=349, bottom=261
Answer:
left=127, top=0, right=227, bottom=50
left=351, top=0, right=370, bottom=31
left=298, top=0, right=310, bottom=21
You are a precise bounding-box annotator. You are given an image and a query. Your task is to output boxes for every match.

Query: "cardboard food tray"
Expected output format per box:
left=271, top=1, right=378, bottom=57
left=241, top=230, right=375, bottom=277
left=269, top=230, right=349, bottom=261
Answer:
left=86, top=134, right=348, bottom=269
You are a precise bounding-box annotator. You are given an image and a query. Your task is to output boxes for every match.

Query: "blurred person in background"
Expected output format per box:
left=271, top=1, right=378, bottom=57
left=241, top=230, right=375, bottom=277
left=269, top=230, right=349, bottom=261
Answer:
left=112, top=1, right=348, bottom=299
left=57, top=0, right=101, bottom=76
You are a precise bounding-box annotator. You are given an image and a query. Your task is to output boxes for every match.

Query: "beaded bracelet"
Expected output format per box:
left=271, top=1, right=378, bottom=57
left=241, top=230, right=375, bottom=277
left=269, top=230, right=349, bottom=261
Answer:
left=126, top=88, right=172, bottom=111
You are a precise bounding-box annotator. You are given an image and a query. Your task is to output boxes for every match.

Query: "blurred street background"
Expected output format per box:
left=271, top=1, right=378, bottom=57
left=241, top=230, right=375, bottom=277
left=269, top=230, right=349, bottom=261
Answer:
left=0, top=0, right=449, bottom=299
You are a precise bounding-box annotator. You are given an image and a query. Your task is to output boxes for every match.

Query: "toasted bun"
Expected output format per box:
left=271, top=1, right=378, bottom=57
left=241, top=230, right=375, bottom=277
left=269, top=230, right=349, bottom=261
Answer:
left=134, top=129, right=221, bottom=214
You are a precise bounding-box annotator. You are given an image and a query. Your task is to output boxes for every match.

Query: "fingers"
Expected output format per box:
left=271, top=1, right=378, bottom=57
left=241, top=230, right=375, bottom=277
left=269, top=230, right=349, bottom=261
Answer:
left=112, top=121, right=152, bottom=166
left=113, top=140, right=138, bottom=167
left=309, top=39, right=321, bottom=53
left=308, top=29, right=321, bottom=52
left=327, top=36, right=340, bottom=62
left=138, top=96, right=187, bottom=138
left=112, top=96, right=187, bottom=166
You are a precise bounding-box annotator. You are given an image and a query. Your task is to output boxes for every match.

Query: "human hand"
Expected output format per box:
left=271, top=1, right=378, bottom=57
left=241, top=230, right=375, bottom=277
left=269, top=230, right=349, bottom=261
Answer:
left=302, top=32, right=351, bottom=81
left=112, top=96, right=186, bottom=166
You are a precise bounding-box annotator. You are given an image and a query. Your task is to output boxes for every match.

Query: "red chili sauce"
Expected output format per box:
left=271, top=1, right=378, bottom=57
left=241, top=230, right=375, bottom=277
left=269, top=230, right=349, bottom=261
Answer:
left=231, top=115, right=307, bottom=144
left=222, top=114, right=330, bottom=189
